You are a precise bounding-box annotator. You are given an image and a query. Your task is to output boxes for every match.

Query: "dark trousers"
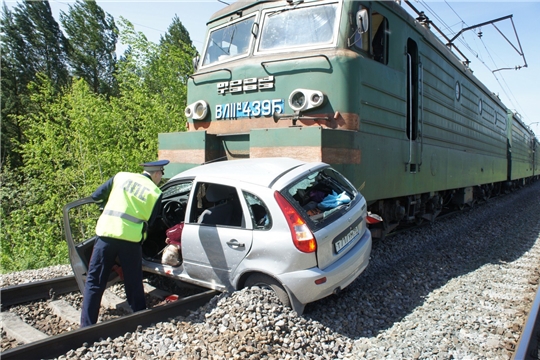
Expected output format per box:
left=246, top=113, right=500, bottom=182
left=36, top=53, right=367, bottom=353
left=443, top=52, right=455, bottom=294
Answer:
left=80, top=236, right=146, bottom=327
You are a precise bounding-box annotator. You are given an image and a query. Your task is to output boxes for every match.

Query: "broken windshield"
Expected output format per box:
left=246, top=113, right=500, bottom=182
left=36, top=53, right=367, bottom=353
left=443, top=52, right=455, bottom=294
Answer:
left=202, top=15, right=256, bottom=67
left=259, top=3, right=339, bottom=52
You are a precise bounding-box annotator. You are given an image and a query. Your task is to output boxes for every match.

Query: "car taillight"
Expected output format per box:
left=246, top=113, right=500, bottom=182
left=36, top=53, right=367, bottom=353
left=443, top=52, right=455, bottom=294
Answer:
left=274, top=191, right=316, bottom=253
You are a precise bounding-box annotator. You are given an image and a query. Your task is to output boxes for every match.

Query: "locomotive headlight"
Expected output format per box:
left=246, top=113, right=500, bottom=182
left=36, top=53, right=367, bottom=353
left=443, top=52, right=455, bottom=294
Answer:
left=184, top=100, right=208, bottom=120
left=194, top=102, right=207, bottom=118
left=310, top=92, right=324, bottom=107
left=288, top=89, right=325, bottom=112
left=290, top=91, right=306, bottom=111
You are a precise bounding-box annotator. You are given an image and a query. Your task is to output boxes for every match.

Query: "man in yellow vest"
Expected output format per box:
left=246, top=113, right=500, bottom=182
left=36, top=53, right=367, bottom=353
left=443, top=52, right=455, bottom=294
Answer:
left=80, top=159, right=169, bottom=327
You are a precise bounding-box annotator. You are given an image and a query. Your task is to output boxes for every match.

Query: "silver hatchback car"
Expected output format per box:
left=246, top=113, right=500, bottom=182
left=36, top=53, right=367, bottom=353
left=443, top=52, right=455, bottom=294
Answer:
left=64, top=158, right=372, bottom=314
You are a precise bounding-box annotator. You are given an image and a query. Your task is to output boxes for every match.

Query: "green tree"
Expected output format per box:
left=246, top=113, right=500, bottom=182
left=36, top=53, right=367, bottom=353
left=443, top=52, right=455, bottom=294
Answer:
left=160, top=14, right=194, bottom=49
left=1, top=76, right=116, bottom=272
left=1, top=18, right=193, bottom=273
left=117, top=17, right=190, bottom=134
left=12, top=0, right=69, bottom=88
left=60, top=0, right=118, bottom=97
left=0, top=0, right=69, bottom=169
left=1, top=75, right=77, bottom=271
left=149, top=15, right=197, bottom=122
left=1, top=4, right=26, bottom=167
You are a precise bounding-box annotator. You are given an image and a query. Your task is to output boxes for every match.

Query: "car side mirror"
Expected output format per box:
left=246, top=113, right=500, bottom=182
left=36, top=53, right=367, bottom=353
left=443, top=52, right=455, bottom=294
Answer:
left=356, top=9, right=369, bottom=34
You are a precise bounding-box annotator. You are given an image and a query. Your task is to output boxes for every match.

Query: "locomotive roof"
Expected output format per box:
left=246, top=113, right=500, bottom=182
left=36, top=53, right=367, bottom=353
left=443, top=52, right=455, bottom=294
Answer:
left=209, top=0, right=276, bottom=22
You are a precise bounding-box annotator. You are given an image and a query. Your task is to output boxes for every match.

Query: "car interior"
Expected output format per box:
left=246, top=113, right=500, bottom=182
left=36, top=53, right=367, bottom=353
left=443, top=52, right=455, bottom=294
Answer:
left=195, top=184, right=243, bottom=227
left=287, top=168, right=357, bottom=225
left=142, top=182, right=246, bottom=265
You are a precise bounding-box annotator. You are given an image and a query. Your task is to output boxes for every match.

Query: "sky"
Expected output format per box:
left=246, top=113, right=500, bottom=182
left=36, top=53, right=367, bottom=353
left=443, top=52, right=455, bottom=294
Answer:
left=4, top=0, right=539, bottom=135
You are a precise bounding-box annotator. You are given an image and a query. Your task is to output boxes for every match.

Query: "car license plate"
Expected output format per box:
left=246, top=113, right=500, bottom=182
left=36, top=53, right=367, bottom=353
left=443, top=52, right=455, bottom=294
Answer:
left=334, top=225, right=360, bottom=253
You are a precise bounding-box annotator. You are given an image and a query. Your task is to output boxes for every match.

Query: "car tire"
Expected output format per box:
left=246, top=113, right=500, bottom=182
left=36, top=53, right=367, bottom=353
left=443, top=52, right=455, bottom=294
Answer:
left=244, top=273, right=291, bottom=308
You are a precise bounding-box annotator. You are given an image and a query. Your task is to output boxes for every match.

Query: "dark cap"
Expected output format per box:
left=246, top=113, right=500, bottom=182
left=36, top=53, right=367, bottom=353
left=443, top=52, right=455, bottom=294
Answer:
left=140, top=159, right=170, bottom=172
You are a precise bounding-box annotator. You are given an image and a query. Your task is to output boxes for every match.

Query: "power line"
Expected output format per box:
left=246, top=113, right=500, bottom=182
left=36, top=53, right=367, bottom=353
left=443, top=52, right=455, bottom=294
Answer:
left=415, top=1, right=529, bottom=120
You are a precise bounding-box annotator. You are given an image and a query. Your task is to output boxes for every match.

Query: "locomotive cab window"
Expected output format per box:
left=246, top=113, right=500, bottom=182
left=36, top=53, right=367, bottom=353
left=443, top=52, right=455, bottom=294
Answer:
left=372, top=13, right=389, bottom=64
left=258, top=1, right=340, bottom=53
left=202, top=15, right=256, bottom=67
left=351, top=6, right=388, bottom=65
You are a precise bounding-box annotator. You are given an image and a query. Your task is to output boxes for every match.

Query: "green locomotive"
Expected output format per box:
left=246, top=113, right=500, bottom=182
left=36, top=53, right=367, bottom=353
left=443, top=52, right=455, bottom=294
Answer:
left=158, top=0, right=538, bottom=237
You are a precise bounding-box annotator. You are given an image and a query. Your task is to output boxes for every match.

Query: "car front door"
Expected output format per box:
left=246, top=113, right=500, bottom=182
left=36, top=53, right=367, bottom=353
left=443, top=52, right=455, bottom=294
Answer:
left=63, top=197, right=121, bottom=293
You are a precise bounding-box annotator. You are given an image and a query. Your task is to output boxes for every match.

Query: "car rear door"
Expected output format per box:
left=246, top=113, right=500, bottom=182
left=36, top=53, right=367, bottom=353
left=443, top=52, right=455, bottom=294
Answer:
left=180, top=180, right=253, bottom=288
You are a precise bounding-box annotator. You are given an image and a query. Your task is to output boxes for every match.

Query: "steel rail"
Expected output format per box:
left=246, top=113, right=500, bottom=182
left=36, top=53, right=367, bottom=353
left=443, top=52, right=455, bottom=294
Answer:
left=1, top=289, right=219, bottom=360
left=513, top=284, right=540, bottom=360
left=1, top=275, right=79, bottom=307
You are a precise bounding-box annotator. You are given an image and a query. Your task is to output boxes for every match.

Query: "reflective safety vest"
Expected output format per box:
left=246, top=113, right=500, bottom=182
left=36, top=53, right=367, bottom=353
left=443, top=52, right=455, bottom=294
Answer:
left=95, top=172, right=161, bottom=242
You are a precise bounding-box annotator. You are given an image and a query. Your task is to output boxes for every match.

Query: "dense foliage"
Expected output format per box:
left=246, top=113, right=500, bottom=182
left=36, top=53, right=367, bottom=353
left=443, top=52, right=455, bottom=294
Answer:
left=1, top=1, right=195, bottom=272
left=60, top=0, right=119, bottom=97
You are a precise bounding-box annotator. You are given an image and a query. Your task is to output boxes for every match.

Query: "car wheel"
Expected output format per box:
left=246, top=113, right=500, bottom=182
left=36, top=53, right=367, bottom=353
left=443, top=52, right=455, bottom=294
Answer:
left=244, top=273, right=291, bottom=308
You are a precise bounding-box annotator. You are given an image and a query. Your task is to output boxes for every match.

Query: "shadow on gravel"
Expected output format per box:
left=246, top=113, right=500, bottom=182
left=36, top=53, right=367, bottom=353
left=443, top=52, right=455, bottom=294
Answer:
left=304, top=181, right=540, bottom=339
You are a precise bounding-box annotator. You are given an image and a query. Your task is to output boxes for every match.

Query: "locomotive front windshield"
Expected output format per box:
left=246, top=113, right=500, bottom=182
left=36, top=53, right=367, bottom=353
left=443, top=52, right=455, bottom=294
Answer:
left=259, top=3, right=339, bottom=51
left=202, top=15, right=256, bottom=67
left=201, top=2, right=340, bottom=67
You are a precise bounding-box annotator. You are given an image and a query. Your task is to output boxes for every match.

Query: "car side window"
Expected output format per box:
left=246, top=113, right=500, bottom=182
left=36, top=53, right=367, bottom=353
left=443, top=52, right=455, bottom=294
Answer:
left=243, top=191, right=271, bottom=230
left=162, top=181, right=193, bottom=198
left=188, top=182, right=244, bottom=228
left=161, top=181, right=193, bottom=229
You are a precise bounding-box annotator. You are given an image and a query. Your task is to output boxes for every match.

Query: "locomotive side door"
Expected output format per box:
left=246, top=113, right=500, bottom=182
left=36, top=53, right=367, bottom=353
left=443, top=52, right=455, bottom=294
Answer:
left=406, top=38, right=423, bottom=173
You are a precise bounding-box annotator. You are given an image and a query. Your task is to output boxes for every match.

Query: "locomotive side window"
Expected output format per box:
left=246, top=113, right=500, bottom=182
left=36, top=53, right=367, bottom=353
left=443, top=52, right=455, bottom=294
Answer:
left=372, top=13, right=389, bottom=64
left=352, top=8, right=389, bottom=65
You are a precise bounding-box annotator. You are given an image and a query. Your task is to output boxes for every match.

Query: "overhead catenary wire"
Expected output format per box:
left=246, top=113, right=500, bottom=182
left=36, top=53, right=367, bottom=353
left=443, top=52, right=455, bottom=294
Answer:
left=414, top=0, right=530, bottom=121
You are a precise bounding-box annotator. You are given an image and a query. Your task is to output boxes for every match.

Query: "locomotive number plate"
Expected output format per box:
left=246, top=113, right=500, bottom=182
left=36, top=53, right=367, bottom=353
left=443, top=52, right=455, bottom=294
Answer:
left=216, top=99, right=284, bottom=120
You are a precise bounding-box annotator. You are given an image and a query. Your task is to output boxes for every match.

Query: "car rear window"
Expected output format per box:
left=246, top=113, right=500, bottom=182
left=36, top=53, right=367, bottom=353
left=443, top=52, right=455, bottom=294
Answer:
left=243, top=191, right=272, bottom=230
left=286, top=167, right=357, bottom=226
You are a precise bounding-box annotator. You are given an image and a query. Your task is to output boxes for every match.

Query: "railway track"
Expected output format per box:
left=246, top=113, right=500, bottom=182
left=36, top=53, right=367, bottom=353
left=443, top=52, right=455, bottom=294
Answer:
left=514, top=284, right=540, bottom=360
left=0, top=274, right=218, bottom=360
left=1, top=276, right=79, bottom=307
